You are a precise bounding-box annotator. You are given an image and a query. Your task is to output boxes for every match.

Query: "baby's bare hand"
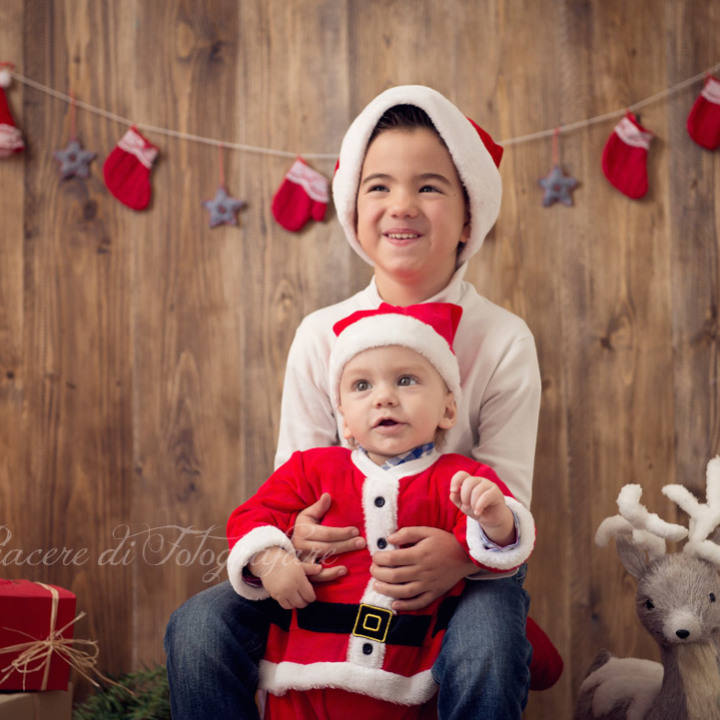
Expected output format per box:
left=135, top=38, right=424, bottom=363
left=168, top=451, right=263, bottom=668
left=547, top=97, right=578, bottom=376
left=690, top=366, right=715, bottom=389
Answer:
left=250, top=547, right=318, bottom=609
left=450, top=471, right=515, bottom=546
left=449, top=472, right=502, bottom=520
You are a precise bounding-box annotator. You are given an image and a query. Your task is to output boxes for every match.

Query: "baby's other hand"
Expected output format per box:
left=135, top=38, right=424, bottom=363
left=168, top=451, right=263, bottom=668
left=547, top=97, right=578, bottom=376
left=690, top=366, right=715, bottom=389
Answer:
left=249, top=547, right=317, bottom=610
left=450, top=471, right=515, bottom=546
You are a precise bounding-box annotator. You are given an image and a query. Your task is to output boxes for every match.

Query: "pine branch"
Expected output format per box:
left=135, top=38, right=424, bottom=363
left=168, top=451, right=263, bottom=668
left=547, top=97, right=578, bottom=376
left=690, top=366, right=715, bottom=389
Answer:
left=72, top=664, right=170, bottom=720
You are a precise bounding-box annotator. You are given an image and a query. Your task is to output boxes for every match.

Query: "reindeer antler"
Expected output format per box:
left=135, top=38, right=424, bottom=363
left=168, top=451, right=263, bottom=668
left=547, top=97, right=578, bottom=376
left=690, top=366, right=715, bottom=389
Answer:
left=596, top=484, right=688, bottom=560
left=662, top=456, right=720, bottom=565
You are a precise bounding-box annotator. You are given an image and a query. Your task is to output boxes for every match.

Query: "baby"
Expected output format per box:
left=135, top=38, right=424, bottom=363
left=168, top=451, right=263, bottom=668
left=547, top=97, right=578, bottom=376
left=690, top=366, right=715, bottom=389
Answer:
left=226, top=302, right=535, bottom=719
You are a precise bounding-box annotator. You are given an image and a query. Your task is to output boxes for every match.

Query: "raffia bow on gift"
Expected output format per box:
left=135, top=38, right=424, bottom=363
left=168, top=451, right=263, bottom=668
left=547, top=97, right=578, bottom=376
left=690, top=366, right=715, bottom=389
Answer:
left=0, top=582, right=126, bottom=692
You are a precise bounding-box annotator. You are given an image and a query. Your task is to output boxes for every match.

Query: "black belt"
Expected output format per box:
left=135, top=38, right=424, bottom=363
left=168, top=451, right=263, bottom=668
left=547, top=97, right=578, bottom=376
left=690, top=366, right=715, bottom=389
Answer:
left=266, top=596, right=460, bottom=647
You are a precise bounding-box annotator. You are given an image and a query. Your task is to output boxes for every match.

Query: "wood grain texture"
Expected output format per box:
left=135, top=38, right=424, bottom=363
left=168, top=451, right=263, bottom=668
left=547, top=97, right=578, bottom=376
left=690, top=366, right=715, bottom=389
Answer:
left=0, top=1, right=718, bottom=716
left=0, top=0, right=25, bottom=578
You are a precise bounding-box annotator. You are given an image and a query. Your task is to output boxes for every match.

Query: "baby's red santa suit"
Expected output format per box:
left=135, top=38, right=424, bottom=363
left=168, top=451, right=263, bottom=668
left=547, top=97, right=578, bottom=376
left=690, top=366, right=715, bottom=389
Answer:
left=226, top=303, right=537, bottom=719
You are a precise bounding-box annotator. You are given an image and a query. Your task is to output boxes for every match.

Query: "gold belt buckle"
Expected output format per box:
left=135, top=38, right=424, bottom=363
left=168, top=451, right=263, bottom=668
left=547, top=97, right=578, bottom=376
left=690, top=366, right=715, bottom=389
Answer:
left=352, top=603, right=393, bottom=643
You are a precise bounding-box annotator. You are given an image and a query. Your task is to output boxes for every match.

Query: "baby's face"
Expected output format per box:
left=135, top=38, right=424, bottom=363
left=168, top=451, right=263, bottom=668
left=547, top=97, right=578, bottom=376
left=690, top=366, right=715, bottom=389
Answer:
left=338, top=345, right=456, bottom=465
left=355, top=128, right=470, bottom=299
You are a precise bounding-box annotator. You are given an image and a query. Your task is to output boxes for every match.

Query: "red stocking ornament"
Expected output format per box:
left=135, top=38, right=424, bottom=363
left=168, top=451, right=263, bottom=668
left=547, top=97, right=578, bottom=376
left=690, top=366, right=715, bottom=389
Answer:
left=103, top=126, right=159, bottom=210
left=602, top=112, right=653, bottom=199
left=0, top=64, right=24, bottom=158
left=272, top=157, right=328, bottom=232
left=687, top=75, right=720, bottom=150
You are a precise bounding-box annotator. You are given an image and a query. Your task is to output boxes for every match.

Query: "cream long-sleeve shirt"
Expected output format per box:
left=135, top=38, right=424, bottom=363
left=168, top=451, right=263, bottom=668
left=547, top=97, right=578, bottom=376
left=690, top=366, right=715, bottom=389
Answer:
left=274, top=263, right=541, bottom=508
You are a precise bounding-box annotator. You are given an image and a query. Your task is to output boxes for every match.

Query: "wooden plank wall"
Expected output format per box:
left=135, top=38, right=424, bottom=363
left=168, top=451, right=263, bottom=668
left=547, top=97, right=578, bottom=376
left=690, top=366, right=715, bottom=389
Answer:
left=0, top=1, right=718, bottom=716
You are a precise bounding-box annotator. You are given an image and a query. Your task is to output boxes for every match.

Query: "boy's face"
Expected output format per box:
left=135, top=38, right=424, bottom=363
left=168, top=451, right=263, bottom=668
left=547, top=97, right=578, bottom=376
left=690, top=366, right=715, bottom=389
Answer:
left=356, top=128, right=470, bottom=301
left=338, top=345, right=457, bottom=465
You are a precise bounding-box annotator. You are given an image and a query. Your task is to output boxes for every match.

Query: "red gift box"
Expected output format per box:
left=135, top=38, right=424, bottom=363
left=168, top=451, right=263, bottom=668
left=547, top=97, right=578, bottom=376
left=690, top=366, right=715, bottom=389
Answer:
left=0, top=579, right=77, bottom=691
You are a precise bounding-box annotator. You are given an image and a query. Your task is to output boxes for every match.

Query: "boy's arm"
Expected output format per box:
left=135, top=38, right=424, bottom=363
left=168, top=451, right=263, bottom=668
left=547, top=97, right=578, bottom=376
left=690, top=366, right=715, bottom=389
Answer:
left=274, top=319, right=338, bottom=469
left=469, top=334, right=541, bottom=509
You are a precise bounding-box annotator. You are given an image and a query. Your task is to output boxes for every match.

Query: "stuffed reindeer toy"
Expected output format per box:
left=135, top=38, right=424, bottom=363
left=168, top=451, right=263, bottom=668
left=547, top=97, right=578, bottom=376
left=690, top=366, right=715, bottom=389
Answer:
left=574, top=457, right=720, bottom=720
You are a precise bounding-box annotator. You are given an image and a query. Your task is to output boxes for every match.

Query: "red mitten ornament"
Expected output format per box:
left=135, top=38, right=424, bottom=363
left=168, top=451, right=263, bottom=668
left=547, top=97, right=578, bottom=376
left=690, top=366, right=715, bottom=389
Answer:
left=602, top=112, right=653, bottom=199
left=271, top=157, right=328, bottom=232
left=103, top=126, right=159, bottom=210
left=687, top=75, right=720, bottom=150
left=0, top=65, right=24, bottom=158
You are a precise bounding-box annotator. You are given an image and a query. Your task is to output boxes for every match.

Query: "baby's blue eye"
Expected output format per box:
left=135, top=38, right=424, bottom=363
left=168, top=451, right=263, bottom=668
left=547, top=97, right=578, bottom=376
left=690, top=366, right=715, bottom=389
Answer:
left=398, top=376, right=417, bottom=386
left=354, top=380, right=370, bottom=391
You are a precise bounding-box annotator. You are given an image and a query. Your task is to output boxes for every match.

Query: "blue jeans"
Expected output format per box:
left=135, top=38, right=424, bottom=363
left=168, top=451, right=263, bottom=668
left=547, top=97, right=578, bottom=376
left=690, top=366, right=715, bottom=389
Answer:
left=164, top=568, right=531, bottom=720
left=432, top=567, right=531, bottom=719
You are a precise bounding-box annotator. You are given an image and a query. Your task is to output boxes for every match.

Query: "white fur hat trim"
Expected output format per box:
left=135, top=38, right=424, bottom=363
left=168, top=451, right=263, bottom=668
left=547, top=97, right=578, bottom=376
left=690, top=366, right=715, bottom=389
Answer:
left=329, top=312, right=461, bottom=409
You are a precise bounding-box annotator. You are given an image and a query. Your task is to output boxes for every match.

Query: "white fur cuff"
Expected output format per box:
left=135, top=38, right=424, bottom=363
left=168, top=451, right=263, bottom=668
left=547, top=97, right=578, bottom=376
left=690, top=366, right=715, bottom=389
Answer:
left=466, top=497, right=535, bottom=571
left=227, top=525, right=295, bottom=600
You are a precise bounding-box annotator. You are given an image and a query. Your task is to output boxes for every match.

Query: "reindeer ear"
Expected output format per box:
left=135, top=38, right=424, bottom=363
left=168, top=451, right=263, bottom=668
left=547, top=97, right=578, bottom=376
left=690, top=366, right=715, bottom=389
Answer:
left=616, top=535, right=650, bottom=578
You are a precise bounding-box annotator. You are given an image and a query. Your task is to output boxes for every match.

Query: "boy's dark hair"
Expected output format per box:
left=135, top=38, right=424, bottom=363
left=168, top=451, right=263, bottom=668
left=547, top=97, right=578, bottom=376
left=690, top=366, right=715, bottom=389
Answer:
left=368, top=104, right=443, bottom=146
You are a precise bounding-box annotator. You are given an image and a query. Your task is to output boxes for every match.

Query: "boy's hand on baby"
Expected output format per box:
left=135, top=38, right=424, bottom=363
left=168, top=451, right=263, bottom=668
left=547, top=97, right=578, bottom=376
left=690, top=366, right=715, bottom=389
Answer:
left=371, top=526, right=476, bottom=611
left=249, top=547, right=317, bottom=610
left=450, top=471, right=514, bottom=545
left=292, top=492, right=367, bottom=579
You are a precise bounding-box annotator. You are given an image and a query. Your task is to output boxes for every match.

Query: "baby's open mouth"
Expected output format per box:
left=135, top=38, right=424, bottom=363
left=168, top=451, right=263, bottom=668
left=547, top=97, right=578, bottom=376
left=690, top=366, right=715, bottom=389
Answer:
left=376, top=418, right=398, bottom=427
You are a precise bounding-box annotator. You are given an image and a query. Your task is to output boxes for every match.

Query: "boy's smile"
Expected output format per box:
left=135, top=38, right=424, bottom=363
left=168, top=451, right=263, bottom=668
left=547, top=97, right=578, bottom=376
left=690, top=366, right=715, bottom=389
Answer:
left=355, top=128, right=470, bottom=305
left=338, top=345, right=457, bottom=465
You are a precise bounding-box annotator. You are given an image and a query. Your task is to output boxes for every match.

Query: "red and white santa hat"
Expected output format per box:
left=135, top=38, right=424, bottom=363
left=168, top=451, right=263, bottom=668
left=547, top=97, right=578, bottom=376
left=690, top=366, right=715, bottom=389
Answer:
left=332, top=85, right=503, bottom=266
left=329, top=302, right=463, bottom=409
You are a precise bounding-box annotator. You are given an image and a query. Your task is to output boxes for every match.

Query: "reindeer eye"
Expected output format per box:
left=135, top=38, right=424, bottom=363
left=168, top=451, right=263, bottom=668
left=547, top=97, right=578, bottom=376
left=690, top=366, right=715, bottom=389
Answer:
left=645, top=600, right=655, bottom=610
left=711, top=593, right=717, bottom=603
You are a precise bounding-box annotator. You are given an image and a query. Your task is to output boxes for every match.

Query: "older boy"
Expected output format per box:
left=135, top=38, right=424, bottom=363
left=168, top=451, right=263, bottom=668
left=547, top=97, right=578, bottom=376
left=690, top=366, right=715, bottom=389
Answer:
left=226, top=303, right=535, bottom=719
left=166, top=86, right=559, bottom=720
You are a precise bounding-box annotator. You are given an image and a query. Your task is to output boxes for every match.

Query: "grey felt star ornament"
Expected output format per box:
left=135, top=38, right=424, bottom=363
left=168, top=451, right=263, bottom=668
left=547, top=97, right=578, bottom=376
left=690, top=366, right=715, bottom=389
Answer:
left=538, top=164, right=578, bottom=207
left=202, top=185, right=245, bottom=228
left=53, top=138, right=96, bottom=179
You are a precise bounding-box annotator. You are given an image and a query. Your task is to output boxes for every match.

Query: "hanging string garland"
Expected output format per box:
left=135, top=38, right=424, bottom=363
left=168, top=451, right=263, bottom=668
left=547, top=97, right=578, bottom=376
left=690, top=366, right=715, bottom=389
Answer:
left=53, top=93, right=96, bottom=179
left=3, top=61, right=720, bottom=219
left=501, top=62, right=720, bottom=148
left=202, top=144, right=246, bottom=228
